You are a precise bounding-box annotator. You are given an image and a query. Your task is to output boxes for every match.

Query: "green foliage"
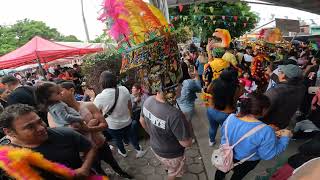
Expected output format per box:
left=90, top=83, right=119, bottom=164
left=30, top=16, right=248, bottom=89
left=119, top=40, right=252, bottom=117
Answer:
left=173, top=26, right=192, bottom=43
left=81, top=46, right=122, bottom=92
left=0, top=19, right=80, bottom=56
left=91, top=32, right=115, bottom=44
left=0, top=26, right=18, bottom=56
left=169, top=1, right=259, bottom=41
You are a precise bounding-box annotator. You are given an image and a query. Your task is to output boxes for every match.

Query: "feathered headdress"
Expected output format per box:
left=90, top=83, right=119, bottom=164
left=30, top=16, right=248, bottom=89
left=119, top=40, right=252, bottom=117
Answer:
left=99, top=0, right=169, bottom=44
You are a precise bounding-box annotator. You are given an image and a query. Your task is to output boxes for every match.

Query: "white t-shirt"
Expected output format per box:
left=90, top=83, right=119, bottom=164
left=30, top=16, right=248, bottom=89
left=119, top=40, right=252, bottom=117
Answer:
left=94, top=86, right=132, bottom=130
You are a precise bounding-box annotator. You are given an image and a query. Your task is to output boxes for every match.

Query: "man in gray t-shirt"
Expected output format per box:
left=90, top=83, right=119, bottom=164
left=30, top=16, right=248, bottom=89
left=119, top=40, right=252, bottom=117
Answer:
left=140, top=93, right=192, bottom=179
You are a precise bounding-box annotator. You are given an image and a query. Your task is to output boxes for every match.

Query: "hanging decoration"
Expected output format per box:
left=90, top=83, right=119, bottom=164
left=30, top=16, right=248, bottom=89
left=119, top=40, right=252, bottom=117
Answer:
left=233, top=16, right=238, bottom=21
left=213, top=20, right=216, bottom=25
left=222, top=16, right=226, bottom=20
left=233, top=22, right=236, bottom=26
left=0, top=146, right=108, bottom=180
left=178, top=3, right=183, bottom=12
left=210, top=15, right=214, bottom=20
left=209, top=6, right=214, bottom=13
left=194, top=6, right=199, bottom=13
left=244, top=22, right=247, bottom=27
left=246, top=17, right=250, bottom=21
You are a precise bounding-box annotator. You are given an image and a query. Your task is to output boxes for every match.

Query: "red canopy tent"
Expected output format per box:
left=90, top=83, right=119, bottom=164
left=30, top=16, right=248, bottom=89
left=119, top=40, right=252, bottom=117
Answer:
left=0, top=36, right=103, bottom=69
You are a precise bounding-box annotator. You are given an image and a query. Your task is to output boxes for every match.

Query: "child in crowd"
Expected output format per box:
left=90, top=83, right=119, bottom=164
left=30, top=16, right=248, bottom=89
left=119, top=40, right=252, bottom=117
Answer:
left=239, top=72, right=256, bottom=93
left=215, top=93, right=292, bottom=180
left=36, top=82, right=83, bottom=128
left=36, top=82, right=104, bottom=142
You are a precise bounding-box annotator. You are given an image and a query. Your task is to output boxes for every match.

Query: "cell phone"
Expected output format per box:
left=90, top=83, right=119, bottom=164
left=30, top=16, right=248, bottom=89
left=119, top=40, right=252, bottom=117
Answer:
left=308, top=86, right=319, bottom=94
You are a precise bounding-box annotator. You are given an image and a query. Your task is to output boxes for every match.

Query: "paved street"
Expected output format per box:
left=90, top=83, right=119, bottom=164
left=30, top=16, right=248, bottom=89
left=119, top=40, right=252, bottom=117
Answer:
left=104, top=99, right=303, bottom=180
left=105, top=137, right=207, bottom=180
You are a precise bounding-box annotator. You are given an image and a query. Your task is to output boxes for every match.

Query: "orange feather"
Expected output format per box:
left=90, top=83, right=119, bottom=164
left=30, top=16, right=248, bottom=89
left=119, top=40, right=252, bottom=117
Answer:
left=129, top=0, right=162, bottom=28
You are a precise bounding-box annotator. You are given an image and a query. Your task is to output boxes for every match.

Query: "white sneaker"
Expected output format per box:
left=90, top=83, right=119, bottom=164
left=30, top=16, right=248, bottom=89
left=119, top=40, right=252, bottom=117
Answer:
left=118, top=149, right=128, bottom=157
left=136, top=148, right=147, bottom=158
left=209, top=140, right=215, bottom=147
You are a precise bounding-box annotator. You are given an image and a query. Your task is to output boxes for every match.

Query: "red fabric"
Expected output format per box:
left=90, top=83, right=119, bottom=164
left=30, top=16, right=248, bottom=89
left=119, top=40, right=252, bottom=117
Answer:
left=0, top=36, right=103, bottom=69
left=271, top=163, right=294, bottom=180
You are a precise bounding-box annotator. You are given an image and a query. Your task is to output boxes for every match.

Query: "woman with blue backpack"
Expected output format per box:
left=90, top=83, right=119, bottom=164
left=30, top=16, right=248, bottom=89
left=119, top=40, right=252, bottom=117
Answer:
left=213, top=93, right=292, bottom=180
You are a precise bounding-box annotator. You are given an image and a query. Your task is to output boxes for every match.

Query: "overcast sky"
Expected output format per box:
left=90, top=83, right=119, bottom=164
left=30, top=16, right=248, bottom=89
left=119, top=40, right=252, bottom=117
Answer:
left=1, top=0, right=320, bottom=41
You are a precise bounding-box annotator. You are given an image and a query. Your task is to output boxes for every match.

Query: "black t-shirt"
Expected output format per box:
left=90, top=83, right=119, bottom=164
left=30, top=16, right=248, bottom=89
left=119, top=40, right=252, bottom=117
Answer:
left=32, top=128, right=91, bottom=169
left=0, top=128, right=91, bottom=179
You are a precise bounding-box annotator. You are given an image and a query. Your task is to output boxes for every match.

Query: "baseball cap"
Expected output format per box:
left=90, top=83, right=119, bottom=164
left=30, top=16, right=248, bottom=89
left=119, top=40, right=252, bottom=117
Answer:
left=278, top=64, right=302, bottom=79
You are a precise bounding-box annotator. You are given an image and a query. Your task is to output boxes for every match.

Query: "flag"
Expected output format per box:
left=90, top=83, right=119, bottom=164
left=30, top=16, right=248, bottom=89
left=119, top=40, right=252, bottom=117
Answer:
left=233, top=22, right=236, bottom=26
left=194, top=6, right=199, bottom=13
left=234, top=16, right=238, bottom=21
left=213, top=20, right=216, bottom=25
left=209, top=7, right=214, bottom=13
left=244, top=23, right=247, bottom=27
left=246, top=17, right=250, bottom=21
left=210, top=16, right=214, bottom=20
left=178, top=4, right=183, bottom=12
left=222, top=16, right=226, bottom=20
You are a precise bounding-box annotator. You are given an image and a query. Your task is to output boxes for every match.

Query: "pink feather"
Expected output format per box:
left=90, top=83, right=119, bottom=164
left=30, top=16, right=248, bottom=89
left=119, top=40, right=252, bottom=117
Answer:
left=99, top=0, right=129, bottom=40
left=109, top=19, right=130, bottom=40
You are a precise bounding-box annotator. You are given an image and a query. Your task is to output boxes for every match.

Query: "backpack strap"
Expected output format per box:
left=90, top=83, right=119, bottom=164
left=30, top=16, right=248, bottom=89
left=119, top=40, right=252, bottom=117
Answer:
left=232, top=123, right=266, bottom=167
left=104, top=87, right=119, bottom=119
left=231, top=123, right=266, bottom=149
left=224, top=114, right=235, bottom=146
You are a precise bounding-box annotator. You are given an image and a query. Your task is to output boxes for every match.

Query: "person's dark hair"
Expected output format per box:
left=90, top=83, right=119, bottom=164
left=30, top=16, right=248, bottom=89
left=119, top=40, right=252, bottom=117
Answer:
left=99, top=71, right=117, bottom=89
left=1, top=76, right=19, bottom=85
left=283, top=58, right=297, bottom=65
left=59, top=81, right=76, bottom=90
left=212, top=67, right=238, bottom=110
left=36, top=82, right=58, bottom=108
left=189, top=43, right=198, bottom=53
left=180, top=61, right=191, bottom=83
left=288, top=49, right=297, bottom=58
left=132, top=83, right=142, bottom=91
left=239, top=93, right=270, bottom=116
left=0, top=104, right=36, bottom=129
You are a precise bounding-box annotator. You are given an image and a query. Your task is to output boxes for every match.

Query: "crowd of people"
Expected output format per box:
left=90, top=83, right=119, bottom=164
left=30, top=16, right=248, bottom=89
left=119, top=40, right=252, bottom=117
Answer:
left=0, top=38, right=319, bottom=180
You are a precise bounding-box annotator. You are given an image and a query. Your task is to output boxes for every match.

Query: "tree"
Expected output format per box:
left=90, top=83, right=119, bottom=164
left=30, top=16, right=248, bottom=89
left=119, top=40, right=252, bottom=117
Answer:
left=169, top=1, right=259, bottom=41
left=0, top=19, right=80, bottom=56
left=0, top=26, right=18, bottom=56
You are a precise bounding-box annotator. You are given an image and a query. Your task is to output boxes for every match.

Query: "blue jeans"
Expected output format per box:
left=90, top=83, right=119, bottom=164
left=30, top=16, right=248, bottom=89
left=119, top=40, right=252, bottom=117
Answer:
left=207, top=108, right=229, bottom=143
left=107, top=123, right=140, bottom=154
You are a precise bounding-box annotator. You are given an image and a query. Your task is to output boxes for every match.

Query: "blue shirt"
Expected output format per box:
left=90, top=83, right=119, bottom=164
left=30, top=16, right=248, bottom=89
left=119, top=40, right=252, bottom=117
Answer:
left=195, top=59, right=205, bottom=75
left=177, top=79, right=202, bottom=112
left=220, top=114, right=290, bottom=161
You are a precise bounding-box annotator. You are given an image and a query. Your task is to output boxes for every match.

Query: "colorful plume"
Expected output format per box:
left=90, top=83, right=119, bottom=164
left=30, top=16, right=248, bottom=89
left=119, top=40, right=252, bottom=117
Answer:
left=99, top=0, right=169, bottom=43
left=0, top=146, right=108, bottom=180
left=99, top=0, right=129, bottom=40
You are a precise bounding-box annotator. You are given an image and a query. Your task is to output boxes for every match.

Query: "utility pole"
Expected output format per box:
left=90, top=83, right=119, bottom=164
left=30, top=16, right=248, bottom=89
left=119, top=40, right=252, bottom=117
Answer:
left=81, top=0, right=90, bottom=42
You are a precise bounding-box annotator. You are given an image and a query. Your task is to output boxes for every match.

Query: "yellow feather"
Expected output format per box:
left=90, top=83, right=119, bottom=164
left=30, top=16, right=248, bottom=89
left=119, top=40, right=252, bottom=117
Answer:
left=147, top=4, right=168, bottom=27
